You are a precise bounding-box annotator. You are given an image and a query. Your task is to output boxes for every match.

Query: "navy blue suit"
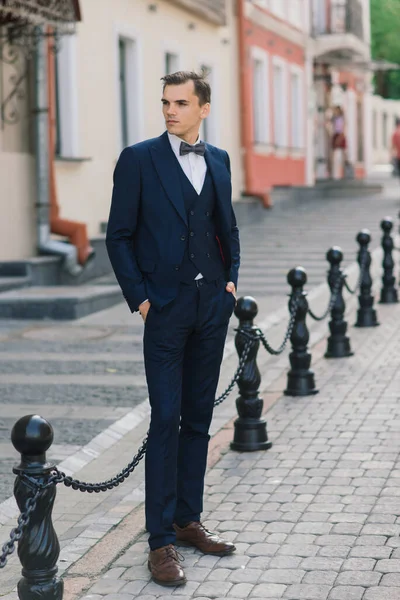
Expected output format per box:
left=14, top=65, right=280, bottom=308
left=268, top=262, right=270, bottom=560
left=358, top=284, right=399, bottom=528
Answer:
left=106, top=131, right=240, bottom=550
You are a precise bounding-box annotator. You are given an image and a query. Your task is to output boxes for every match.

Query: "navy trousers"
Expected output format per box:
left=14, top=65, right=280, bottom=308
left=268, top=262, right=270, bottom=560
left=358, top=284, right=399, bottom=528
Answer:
left=143, top=277, right=235, bottom=550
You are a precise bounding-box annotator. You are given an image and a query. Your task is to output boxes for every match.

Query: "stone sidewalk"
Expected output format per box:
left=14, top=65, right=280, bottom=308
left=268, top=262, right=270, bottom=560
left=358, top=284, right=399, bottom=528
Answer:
left=72, top=294, right=400, bottom=600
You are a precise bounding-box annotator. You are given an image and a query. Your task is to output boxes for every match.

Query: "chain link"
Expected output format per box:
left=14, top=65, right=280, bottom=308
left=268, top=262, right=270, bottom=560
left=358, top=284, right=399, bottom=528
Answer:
left=0, top=334, right=257, bottom=569
left=33, top=337, right=255, bottom=495
left=307, top=273, right=343, bottom=322
left=0, top=488, right=40, bottom=569
left=343, top=256, right=366, bottom=295
left=239, top=295, right=298, bottom=356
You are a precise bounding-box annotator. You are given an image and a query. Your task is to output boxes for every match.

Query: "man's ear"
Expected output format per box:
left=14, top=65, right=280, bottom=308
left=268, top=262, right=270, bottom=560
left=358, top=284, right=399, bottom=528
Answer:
left=200, top=103, right=211, bottom=120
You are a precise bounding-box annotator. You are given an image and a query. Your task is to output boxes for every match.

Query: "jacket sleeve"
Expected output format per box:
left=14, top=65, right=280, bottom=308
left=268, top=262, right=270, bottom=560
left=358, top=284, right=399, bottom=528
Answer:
left=224, top=151, right=240, bottom=288
left=106, top=147, right=148, bottom=312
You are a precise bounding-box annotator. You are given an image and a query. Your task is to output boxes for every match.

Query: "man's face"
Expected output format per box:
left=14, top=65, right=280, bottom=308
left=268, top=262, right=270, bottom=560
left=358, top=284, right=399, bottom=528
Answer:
left=162, top=80, right=210, bottom=140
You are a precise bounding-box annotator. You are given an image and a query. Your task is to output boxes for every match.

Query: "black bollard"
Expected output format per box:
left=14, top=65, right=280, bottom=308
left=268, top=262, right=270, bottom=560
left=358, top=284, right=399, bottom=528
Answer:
left=230, top=297, right=272, bottom=452
left=355, top=229, right=379, bottom=327
left=11, top=415, right=63, bottom=600
left=380, top=217, right=398, bottom=304
left=325, top=247, right=353, bottom=358
left=284, top=267, right=318, bottom=396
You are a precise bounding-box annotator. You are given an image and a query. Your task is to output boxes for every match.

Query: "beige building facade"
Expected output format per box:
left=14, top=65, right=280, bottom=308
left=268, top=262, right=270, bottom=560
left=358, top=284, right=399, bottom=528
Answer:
left=0, top=0, right=242, bottom=261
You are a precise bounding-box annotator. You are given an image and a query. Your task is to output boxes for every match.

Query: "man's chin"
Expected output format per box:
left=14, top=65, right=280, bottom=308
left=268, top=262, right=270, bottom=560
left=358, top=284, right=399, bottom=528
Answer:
left=166, top=123, right=181, bottom=134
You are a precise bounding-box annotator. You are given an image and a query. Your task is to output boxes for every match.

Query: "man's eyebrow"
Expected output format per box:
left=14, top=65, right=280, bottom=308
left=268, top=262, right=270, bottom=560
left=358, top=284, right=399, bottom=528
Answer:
left=161, top=98, right=189, bottom=103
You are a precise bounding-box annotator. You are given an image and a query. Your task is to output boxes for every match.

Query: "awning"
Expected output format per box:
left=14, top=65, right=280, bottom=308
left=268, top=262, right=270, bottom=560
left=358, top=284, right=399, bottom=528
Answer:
left=0, top=0, right=81, bottom=27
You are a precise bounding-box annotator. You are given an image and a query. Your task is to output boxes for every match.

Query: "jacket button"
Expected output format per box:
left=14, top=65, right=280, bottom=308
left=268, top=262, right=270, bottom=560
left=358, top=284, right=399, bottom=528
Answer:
left=190, top=231, right=195, bottom=237
left=205, top=211, right=210, bottom=217
left=190, top=253, right=195, bottom=259
left=190, top=210, right=195, bottom=216
left=205, top=232, right=210, bottom=237
left=174, top=265, right=180, bottom=271
left=206, top=253, right=211, bottom=258
left=180, top=235, right=186, bottom=241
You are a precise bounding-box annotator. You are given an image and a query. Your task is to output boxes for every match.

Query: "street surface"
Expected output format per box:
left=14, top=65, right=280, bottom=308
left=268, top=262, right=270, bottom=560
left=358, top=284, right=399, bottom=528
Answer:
left=0, top=176, right=398, bottom=505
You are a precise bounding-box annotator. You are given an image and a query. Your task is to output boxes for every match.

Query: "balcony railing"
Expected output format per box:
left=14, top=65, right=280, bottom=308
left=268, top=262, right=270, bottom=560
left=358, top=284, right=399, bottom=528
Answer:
left=165, top=0, right=226, bottom=26
left=313, top=0, right=364, bottom=41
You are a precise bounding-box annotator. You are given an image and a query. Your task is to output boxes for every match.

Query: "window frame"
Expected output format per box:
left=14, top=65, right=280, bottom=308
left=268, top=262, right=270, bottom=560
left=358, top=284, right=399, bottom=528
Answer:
left=251, top=46, right=270, bottom=147
left=272, top=55, right=288, bottom=150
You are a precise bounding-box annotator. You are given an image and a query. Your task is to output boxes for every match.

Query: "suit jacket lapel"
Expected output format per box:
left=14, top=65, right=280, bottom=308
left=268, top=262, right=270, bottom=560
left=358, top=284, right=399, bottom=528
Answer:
left=149, top=132, right=188, bottom=226
left=205, top=146, right=231, bottom=228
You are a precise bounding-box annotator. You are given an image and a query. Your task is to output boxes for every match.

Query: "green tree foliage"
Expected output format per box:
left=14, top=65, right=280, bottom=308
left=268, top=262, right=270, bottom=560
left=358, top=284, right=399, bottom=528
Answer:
left=370, top=0, right=400, bottom=98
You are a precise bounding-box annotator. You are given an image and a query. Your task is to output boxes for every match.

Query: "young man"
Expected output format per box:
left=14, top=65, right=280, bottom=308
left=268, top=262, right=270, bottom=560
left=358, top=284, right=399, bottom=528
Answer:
left=106, top=71, right=240, bottom=587
left=391, top=118, right=400, bottom=178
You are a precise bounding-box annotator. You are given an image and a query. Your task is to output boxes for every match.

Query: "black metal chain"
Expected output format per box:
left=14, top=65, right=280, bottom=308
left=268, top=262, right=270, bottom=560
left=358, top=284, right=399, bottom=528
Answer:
left=343, top=257, right=366, bottom=295
left=307, top=273, right=343, bottom=322
left=236, top=296, right=299, bottom=356
left=0, top=488, right=41, bottom=569
left=16, top=336, right=255, bottom=499
left=257, top=296, right=298, bottom=355
left=0, top=335, right=256, bottom=568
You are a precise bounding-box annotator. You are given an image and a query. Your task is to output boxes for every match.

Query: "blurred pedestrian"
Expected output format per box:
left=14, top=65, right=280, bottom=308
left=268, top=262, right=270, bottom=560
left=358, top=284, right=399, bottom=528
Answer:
left=331, top=105, right=347, bottom=179
left=391, top=117, right=400, bottom=178
left=106, top=70, right=239, bottom=587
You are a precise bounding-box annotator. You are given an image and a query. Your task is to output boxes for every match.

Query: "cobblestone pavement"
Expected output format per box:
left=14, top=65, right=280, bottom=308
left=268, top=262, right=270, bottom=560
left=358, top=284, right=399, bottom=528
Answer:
left=76, top=273, right=400, bottom=599
left=0, top=180, right=398, bottom=502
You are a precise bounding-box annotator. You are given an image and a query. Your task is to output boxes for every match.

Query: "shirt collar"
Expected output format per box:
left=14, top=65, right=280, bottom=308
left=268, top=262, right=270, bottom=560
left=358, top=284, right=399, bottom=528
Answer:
left=167, top=132, right=202, bottom=157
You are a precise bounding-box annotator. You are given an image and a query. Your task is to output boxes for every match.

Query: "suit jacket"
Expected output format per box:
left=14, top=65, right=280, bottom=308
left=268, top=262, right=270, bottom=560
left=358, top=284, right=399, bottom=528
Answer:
left=106, top=131, right=240, bottom=312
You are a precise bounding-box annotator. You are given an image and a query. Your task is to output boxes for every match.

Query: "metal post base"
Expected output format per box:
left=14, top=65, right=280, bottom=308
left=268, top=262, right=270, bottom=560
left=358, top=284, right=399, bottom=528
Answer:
left=380, top=289, right=399, bottom=304
left=355, top=309, right=379, bottom=327
left=230, top=418, right=272, bottom=452
left=284, top=370, right=318, bottom=397
left=325, top=336, right=354, bottom=358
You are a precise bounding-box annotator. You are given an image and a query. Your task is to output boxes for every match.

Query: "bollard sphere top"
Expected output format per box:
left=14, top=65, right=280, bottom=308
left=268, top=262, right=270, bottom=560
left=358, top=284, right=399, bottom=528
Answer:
left=356, top=229, right=371, bottom=246
left=287, top=267, right=307, bottom=288
left=326, top=246, right=343, bottom=264
left=381, top=217, right=393, bottom=232
left=11, top=415, right=54, bottom=456
left=235, top=296, right=258, bottom=321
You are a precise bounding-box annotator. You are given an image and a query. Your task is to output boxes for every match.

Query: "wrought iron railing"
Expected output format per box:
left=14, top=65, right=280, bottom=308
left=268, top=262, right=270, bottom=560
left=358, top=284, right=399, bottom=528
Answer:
left=313, top=0, right=364, bottom=41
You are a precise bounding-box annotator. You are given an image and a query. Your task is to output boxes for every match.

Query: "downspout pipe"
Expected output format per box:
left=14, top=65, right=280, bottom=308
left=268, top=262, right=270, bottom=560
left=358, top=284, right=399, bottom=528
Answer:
left=34, top=26, right=82, bottom=276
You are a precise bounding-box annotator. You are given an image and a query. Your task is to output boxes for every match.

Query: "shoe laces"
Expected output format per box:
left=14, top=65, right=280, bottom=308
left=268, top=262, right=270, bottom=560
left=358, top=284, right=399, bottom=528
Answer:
left=160, top=545, right=184, bottom=566
left=197, top=522, right=214, bottom=536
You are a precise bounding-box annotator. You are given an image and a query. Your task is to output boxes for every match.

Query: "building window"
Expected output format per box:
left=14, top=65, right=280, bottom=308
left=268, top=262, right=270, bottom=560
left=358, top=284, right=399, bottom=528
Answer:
left=118, top=35, right=140, bottom=150
left=357, top=99, right=364, bottom=162
left=382, top=112, right=387, bottom=148
left=54, top=35, right=79, bottom=157
left=119, top=39, right=129, bottom=149
left=290, top=67, right=304, bottom=149
left=373, top=110, right=377, bottom=149
left=273, top=57, right=287, bottom=148
left=251, top=48, right=269, bottom=145
left=165, top=52, right=179, bottom=75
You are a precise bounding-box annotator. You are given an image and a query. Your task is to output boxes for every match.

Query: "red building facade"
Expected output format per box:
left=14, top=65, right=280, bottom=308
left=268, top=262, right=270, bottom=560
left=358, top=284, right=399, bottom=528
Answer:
left=238, top=0, right=309, bottom=205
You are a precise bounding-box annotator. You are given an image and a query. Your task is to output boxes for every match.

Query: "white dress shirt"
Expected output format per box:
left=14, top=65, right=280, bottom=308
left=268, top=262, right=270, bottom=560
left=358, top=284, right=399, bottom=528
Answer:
left=168, top=132, right=207, bottom=195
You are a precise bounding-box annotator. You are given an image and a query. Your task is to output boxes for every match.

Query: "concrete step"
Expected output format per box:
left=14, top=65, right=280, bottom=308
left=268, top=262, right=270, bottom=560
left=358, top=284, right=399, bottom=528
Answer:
left=0, top=285, right=123, bottom=320
left=0, top=276, right=31, bottom=292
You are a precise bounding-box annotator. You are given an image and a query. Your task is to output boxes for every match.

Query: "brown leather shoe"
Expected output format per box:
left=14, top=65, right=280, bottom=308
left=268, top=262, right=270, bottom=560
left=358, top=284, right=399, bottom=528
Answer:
left=174, top=521, right=236, bottom=556
left=148, top=544, right=186, bottom=587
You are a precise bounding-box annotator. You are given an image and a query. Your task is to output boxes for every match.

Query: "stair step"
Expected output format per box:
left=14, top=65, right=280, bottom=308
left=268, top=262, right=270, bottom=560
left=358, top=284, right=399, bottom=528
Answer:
left=0, top=276, right=31, bottom=292
left=0, top=285, right=123, bottom=320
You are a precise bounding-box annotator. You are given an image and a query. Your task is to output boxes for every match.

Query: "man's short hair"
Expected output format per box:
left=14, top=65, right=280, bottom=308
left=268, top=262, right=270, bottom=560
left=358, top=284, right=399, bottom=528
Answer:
left=161, top=69, right=211, bottom=106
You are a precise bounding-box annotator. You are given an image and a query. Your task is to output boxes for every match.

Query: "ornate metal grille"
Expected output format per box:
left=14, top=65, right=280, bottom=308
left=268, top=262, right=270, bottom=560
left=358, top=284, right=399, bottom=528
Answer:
left=0, top=0, right=79, bottom=26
